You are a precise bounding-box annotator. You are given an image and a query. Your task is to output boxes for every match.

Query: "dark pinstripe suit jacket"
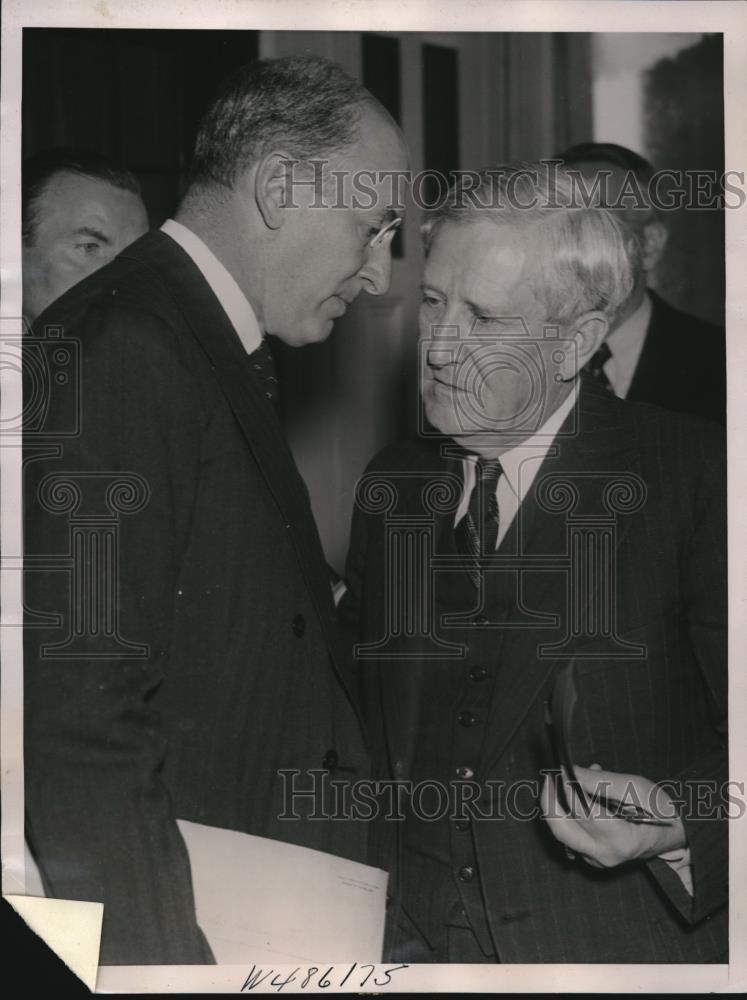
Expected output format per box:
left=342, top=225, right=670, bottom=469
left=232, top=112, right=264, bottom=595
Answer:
left=344, top=377, right=727, bottom=962
left=23, top=231, right=368, bottom=965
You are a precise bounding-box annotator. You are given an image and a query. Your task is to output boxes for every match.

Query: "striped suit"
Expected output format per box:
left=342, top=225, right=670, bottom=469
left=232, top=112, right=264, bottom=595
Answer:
left=24, top=231, right=369, bottom=964
left=343, top=376, right=727, bottom=962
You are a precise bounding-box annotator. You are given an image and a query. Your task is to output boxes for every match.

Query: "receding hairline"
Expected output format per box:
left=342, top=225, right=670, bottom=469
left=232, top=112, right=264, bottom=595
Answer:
left=186, top=54, right=388, bottom=193
left=190, top=94, right=402, bottom=197
left=27, top=170, right=142, bottom=228
left=39, top=168, right=143, bottom=197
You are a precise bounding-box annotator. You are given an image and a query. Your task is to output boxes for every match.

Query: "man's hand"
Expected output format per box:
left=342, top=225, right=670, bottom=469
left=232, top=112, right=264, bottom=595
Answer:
left=540, top=764, right=687, bottom=868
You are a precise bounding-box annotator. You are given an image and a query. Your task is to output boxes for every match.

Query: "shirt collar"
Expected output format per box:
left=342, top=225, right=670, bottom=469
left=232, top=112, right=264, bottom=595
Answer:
left=606, top=290, right=652, bottom=381
left=463, top=380, right=579, bottom=503
left=160, top=218, right=262, bottom=355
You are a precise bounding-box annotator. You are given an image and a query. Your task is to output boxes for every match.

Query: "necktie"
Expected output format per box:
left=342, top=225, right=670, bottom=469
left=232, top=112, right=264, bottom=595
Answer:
left=584, top=340, right=613, bottom=392
left=455, top=458, right=503, bottom=588
left=249, top=338, right=280, bottom=407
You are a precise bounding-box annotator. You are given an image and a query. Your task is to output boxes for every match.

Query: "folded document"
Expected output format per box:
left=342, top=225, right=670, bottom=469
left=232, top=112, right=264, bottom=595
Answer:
left=176, top=819, right=387, bottom=965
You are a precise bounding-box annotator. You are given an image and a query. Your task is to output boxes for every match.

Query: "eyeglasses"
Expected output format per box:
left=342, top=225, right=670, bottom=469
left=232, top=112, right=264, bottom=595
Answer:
left=367, top=215, right=402, bottom=249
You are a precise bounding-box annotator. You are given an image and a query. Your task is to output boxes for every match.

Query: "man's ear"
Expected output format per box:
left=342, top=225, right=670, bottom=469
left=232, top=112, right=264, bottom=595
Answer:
left=559, top=311, right=609, bottom=380
left=641, top=219, right=668, bottom=272
left=251, top=151, right=295, bottom=231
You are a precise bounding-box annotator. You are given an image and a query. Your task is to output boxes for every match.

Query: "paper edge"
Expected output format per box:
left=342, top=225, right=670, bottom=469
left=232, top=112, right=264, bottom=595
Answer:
left=5, top=895, right=103, bottom=992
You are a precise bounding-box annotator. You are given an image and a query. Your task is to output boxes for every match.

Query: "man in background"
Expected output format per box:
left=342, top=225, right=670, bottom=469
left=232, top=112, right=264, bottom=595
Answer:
left=22, top=147, right=149, bottom=323
left=24, top=56, right=408, bottom=964
left=558, top=142, right=725, bottom=424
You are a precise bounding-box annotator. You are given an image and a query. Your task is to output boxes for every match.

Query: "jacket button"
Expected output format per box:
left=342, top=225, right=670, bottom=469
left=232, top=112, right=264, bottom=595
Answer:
left=454, top=818, right=472, bottom=831
left=469, top=665, right=488, bottom=682
left=455, top=765, right=474, bottom=779
left=322, top=749, right=339, bottom=772
left=457, top=865, right=475, bottom=882
left=292, top=613, right=306, bottom=637
left=457, top=710, right=476, bottom=727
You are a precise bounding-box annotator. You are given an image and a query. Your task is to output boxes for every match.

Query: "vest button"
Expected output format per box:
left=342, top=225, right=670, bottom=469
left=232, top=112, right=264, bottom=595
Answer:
left=455, top=765, right=474, bottom=779
left=457, top=711, right=476, bottom=727
left=469, top=665, right=488, bottom=682
left=457, top=865, right=475, bottom=882
left=292, top=613, right=306, bottom=637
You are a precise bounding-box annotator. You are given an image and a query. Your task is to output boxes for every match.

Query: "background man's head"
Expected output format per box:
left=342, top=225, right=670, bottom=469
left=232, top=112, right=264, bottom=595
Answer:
left=419, top=163, right=637, bottom=454
left=181, top=55, right=409, bottom=346
left=557, top=142, right=668, bottom=319
left=22, top=148, right=149, bottom=324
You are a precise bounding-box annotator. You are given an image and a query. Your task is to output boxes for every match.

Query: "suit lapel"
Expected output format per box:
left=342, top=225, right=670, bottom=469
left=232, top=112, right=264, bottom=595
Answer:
left=121, top=232, right=354, bottom=704
left=480, top=377, right=642, bottom=772
left=379, top=447, right=467, bottom=776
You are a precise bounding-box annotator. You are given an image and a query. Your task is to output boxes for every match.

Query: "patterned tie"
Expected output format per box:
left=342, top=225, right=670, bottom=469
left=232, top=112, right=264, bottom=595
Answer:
left=584, top=340, right=613, bottom=392
left=455, top=458, right=503, bottom=588
left=249, top=338, right=280, bottom=407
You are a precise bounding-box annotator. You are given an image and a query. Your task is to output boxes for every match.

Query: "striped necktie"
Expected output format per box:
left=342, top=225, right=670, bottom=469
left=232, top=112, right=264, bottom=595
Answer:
left=249, top=338, right=280, bottom=407
left=455, top=458, right=503, bottom=588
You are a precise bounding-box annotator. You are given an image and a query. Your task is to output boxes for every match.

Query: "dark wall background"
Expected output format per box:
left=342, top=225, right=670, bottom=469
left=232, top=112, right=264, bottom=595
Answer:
left=23, top=28, right=259, bottom=225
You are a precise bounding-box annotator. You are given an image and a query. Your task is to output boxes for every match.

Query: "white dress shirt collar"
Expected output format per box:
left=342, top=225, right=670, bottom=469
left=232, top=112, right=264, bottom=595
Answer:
left=495, top=380, right=580, bottom=501
left=161, top=218, right=262, bottom=356
left=457, top=381, right=580, bottom=545
left=462, top=380, right=579, bottom=498
left=604, top=291, right=652, bottom=398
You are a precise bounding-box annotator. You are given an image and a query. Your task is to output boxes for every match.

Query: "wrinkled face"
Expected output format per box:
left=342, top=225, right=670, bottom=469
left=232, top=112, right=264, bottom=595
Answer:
left=420, top=219, right=574, bottom=451
left=22, top=172, right=149, bottom=323
left=262, top=104, right=409, bottom=345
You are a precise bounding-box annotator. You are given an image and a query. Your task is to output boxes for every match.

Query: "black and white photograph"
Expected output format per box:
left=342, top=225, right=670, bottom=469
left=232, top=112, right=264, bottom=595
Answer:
left=1, top=0, right=745, bottom=993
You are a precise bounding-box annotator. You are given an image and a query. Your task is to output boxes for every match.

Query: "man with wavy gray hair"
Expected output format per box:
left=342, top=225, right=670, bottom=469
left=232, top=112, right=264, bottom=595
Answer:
left=25, top=55, right=408, bottom=964
left=343, top=163, right=726, bottom=962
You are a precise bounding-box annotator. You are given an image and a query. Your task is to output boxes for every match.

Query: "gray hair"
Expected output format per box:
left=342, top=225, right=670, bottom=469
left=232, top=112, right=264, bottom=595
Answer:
left=188, top=55, right=372, bottom=190
left=421, top=163, right=639, bottom=326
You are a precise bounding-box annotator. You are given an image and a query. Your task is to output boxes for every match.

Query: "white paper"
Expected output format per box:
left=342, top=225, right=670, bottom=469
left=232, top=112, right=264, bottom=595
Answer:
left=176, top=819, right=387, bottom=966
